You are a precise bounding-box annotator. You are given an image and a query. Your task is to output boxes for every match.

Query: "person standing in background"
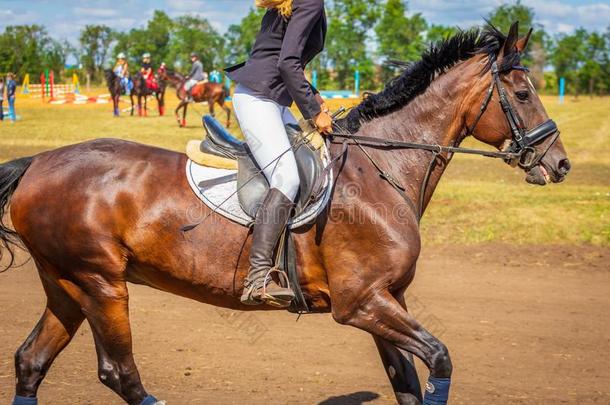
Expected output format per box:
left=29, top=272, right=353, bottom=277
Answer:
left=6, top=73, right=16, bottom=123
left=0, top=77, right=4, bottom=122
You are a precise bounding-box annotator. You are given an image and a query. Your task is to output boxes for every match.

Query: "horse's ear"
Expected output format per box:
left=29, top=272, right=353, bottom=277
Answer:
left=503, top=21, right=520, bottom=56
left=516, top=28, right=533, bottom=53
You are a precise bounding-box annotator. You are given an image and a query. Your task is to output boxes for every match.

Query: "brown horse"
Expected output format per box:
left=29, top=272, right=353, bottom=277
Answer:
left=162, top=70, right=231, bottom=128
left=131, top=72, right=167, bottom=117
left=1, top=24, right=570, bottom=405
left=105, top=69, right=134, bottom=117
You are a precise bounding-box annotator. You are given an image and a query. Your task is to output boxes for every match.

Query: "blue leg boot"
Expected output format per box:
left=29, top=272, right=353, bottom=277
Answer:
left=422, top=377, right=451, bottom=405
left=140, top=395, right=165, bottom=405
left=13, top=396, right=38, bottom=405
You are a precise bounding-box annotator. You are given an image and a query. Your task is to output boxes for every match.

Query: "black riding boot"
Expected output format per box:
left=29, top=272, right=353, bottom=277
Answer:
left=241, top=188, right=296, bottom=307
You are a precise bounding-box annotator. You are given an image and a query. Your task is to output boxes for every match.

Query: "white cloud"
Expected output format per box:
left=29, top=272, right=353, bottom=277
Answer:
left=167, top=0, right=207, bottom=12
left=74, top=7, right=119, bottom=18
left=410, top=0, right=610, bottom=34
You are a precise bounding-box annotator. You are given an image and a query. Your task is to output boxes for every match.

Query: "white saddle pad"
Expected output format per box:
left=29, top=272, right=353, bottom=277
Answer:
left=185, top=149, right=334, bottom=229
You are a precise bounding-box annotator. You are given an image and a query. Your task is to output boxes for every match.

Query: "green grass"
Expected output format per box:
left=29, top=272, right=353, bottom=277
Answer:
left=0, top=91, right=608, bottom=246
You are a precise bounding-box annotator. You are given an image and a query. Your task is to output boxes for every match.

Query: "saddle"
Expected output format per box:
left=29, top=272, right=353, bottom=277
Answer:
left=194, top=115, right=326, bottom=219
left=185, top=116, right=334, bottom=314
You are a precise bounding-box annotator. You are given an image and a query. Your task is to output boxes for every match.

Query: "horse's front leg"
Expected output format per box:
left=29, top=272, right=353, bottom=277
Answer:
left=223, top=103, right=231, bottom=128
left=157, top=93, right=164, bottom=116
left=113, top=96, right=120, bottom=117
left=333, top=290, right=452, bottom=405
left=174, top=103, right=182, bottom=127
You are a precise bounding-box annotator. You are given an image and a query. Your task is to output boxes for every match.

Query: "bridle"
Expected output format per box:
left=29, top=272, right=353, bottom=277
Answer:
left=328, top=53, right=560, bottom=220
left=467, top=55, right=560, bottom=170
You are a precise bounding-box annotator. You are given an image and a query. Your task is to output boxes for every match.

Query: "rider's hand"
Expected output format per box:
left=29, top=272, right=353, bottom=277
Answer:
left=314, top=110, right=333, bottom=134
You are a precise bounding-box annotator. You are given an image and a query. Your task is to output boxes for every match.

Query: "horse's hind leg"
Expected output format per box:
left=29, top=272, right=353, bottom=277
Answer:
left=333, top=290, right=452, bottom=405
left=372, top=290, right=422, bottom=405
left=374, top=337, right=422, bottom=404
left=14, top=270, right=85, bottom=403
left=84, top=283, right=156, bottom=405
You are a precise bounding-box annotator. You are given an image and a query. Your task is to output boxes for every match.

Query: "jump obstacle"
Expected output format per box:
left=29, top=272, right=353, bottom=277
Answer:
left=21, top=70, right=105, bottom=105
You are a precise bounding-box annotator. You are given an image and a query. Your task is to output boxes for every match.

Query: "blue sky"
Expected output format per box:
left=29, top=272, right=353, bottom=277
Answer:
left=1, top=0, right=609, bottom=44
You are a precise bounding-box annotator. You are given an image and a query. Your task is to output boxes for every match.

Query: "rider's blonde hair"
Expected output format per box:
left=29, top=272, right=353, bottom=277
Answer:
left=256, top=0, right=293, bottom=18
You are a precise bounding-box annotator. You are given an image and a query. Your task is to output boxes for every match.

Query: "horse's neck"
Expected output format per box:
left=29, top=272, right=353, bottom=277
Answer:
left=346, top=64, right=475, bottom=217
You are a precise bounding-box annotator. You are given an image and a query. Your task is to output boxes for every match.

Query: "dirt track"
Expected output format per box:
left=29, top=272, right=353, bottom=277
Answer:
left=1, top=244, right=608, bottom=404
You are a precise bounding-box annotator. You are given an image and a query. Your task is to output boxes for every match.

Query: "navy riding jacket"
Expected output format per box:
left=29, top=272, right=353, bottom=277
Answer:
left=226, top=0, right=327, bottom=119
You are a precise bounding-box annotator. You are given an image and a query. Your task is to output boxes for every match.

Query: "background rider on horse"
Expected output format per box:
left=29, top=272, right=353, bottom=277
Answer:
left=113, top=53, right=132, bottom=96
left=185, top=52, right=208, bottom=102
left=140, top=53, right=159, bottom=92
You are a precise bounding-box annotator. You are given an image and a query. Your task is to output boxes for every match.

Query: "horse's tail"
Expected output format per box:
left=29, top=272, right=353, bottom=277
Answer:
left=0, top=157, right=34, bottom=270
left=222, top=85, right=230, bottom=101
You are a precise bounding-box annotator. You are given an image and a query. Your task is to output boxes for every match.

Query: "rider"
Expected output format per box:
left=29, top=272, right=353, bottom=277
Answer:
left=114, top=53, right=131, bottom=96
left=158, top=62, right=167, bottom=76
left=140, top=52, right=158, bottom=91
left=185, top=52, right=207, bottom=102
left=226, top=0, right=332, bottom=307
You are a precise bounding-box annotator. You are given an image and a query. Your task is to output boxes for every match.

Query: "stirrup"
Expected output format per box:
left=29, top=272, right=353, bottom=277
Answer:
left=240, top=268, right=293, bottom=308
left=261, top=268, right=293, bottom=308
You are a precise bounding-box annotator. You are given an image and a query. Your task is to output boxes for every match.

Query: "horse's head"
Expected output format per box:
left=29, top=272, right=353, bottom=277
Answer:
left=162, top=70, right=185, bottom=88
left=104, top=69, right=115, bottom=84
left=466, top=22, right=570, bottom=185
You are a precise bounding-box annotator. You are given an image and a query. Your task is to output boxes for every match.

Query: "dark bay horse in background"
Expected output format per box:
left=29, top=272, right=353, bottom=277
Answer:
left=131, top=72, right=167, bottom=117
left=162, top=70, right=231, bottom=128
left=104, top=69, right=134, bottom=117
left=1, top=24, right=570, bottom=405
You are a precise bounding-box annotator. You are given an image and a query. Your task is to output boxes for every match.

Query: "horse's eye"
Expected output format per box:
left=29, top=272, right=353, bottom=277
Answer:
left=516, top=90, right=529, bottom=101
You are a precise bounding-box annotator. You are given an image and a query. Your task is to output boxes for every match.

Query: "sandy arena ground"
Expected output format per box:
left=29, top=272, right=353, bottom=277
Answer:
left=0, top=243, right=608, bottom=405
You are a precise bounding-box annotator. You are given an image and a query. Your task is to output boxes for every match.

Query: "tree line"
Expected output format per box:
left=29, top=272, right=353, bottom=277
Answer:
left=0, top=1, right=608, bottom=95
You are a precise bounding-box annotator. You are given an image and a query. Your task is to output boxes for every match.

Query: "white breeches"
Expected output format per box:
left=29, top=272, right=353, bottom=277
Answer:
left=232, top=84, right=300, bottom=202
left=184, top=79, right=198, bottom=92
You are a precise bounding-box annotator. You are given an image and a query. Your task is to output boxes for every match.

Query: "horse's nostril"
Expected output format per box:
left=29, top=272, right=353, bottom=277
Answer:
left=558, top=158, right=571, bottom=175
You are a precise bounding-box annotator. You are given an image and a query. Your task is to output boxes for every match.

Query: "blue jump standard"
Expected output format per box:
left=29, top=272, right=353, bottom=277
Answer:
left=422, top=377, right=451, bottom=405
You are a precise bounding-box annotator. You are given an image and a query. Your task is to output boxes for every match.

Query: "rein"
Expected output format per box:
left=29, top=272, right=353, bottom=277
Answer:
left=328, top=128, right=520, bottom=219
left=327, top=54, right=559, bottom=221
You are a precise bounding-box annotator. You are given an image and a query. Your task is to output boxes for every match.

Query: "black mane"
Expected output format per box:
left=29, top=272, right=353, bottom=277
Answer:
left=339, top=25, right=519, bottom=133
